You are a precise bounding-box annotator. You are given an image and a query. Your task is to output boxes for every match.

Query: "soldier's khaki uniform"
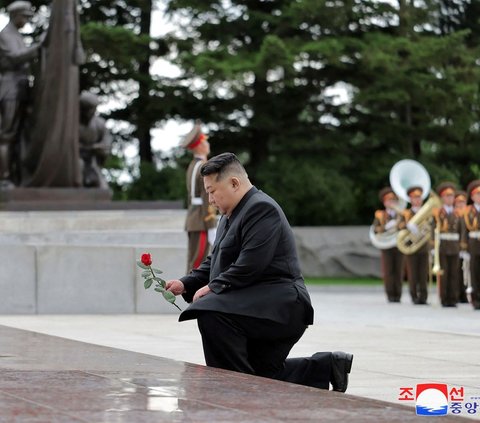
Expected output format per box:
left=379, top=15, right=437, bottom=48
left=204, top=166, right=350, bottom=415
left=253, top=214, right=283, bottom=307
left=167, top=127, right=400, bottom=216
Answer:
left=181, top=121, right=217, bottom=273
left=454, top=191, right=469, bottom=303
left=373, top=208, right=404, bottom=302
left=402, top=207, right=430, bottom=304
left=185, top=157, right=216, bottom=272
left=432, top=206, right=465, bottom=306
left=463, top=180, right=480, bottom=309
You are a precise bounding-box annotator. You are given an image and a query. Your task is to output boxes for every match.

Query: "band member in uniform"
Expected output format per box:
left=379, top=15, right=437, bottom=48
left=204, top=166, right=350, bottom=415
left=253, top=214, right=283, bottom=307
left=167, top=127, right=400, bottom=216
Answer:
left=463, top=180, right=480, bottom=310
left=181, top=120, right=217, bottom=273
left=432, top=183, right=465, bottom=307
left=402, top=186, right=430, bottom=304
left=372, top=187, right=404, bottom=302
left=454, top=190, right=469, bottom=303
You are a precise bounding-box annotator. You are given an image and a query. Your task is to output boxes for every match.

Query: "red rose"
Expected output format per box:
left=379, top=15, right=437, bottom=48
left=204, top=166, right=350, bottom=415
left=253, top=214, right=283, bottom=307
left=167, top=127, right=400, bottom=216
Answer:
left=141, top=253, right=152, bottom=266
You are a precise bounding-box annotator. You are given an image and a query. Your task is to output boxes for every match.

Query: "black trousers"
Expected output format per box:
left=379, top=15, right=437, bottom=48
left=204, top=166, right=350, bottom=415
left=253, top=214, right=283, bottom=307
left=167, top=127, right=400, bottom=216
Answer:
left=381, top=247, right=404, bottom=301
left=439, top=253, right=459, bottom=306
left=406, top=251, right=429, bottom=303
left=197, top=304, right=332, bottom=389
left=470, top=252, right=480, bottom=309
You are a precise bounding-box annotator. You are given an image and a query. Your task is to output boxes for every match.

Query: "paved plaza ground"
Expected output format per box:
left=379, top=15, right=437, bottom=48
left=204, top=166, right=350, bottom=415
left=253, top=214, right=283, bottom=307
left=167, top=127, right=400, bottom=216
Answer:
left=1, top=284, right=479, bottom=421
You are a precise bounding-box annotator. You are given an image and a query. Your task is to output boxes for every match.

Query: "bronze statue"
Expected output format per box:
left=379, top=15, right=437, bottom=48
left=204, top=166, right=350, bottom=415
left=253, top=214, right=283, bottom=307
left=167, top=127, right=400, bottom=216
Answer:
left=0, top=1, right=41, bottom=188
left=79, top=91, right=111, bottom=188
left=22, top=0, right=85, bottom=187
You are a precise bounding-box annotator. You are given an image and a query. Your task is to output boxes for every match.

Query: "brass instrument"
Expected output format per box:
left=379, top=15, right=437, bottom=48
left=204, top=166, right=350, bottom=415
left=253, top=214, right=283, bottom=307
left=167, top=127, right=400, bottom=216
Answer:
left=369, top=200, right=406, bottom=249
left=396, top=193, right=442, bottom=255
left=431, top=219, right=443, bottom=276
left=390, top=159, right=441, bottom=255
left=463, top=252, right=472, bottom=303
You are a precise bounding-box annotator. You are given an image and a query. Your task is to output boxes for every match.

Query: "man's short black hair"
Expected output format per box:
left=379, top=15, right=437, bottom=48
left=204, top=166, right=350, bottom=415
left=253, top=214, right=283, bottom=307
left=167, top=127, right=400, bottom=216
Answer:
left=200, top=152, right=246, bottom=180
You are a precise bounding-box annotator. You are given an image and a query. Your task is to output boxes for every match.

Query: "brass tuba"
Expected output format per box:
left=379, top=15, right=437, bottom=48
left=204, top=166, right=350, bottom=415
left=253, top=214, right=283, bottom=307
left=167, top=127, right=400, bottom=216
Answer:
left=369, top=199, right=406, bottom=249
left=390, top=160, right=440, bottom=255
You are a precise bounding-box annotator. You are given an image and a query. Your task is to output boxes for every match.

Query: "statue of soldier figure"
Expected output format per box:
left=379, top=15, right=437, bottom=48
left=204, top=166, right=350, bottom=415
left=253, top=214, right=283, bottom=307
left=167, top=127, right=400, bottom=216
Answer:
left=0, top=1, right=41, bottom=188
left=79, top=91, right=112, bottom=189
left=0, top=0, right=112, bottom=192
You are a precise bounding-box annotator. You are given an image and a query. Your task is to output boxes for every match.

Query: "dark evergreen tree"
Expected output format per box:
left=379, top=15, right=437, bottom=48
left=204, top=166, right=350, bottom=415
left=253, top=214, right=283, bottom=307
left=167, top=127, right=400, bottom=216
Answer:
left=163, top=0, right=480, bottom=223
left=1, top=0, right=479, bottom=223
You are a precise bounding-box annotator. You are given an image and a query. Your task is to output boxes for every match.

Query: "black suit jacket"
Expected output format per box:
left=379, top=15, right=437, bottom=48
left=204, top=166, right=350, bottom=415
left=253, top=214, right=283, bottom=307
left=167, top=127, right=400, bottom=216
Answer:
left=179, top=187, right=314, bottom=325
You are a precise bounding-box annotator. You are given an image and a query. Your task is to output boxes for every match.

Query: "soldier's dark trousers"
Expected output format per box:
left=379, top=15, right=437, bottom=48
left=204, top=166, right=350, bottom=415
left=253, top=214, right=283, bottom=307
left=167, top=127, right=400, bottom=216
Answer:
left=406, top=251, right=429, bottom=303
left=439, top=253, right=459, bottom=306
left=470, top=252, right=480, bottom=309
left=381, top=247, right=404, bottom=301
left=187, top=231, right=208, bottom=273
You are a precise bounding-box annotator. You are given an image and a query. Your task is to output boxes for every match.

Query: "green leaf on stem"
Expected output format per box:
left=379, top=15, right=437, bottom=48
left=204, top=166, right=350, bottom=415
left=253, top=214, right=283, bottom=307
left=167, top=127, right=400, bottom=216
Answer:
left=153, top=277, right=166, bottom=287
left=137, top=261, right=149, bottom=270
left=141, top=270, right=151, bottom=277
left=144, top=279, right=153, bottom=289
left=151, top=268, right=163, bottom=274
left=154, top=286, right=165, bottom=293
left=162, top=290, right=176, bottom=303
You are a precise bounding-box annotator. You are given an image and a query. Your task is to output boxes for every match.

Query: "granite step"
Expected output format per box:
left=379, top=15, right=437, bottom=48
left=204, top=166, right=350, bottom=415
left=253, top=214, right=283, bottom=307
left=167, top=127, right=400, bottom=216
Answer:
left=0, top=325, right=471, bottom=422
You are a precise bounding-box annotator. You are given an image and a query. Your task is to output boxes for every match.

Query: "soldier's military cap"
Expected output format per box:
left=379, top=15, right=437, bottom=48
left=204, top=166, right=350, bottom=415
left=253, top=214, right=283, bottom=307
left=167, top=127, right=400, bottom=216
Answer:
left=467, top=179, right=480, bottom=197
left=436, top=182, right=456, bottom=197
left=407, top=186, right=423, bottom=197
left=180, top=120, right=207, bottom=150
left=6, top=1, right=33, bottom=16
left=378, top=186, right=396, bottom=202
left=454, top=190, right=467, bottom=204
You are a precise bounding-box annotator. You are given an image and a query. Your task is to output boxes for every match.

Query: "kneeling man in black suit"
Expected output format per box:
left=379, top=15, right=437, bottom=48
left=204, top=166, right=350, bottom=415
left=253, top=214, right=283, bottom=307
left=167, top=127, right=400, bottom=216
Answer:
left=166, top=152, right=353, bottom=392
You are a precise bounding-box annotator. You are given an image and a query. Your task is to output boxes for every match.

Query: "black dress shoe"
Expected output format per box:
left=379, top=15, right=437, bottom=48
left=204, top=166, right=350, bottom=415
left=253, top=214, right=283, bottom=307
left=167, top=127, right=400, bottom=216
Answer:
left=330, top=351, right=353, bottom=393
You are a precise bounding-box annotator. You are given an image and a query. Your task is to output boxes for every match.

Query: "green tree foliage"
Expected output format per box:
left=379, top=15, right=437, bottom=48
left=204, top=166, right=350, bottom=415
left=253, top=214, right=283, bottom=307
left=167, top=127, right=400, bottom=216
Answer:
left=1, top=0, right=479, bottom=225
left=162, top=0, right=480, bottom=224
left=123, top=157, right=186, bottom=202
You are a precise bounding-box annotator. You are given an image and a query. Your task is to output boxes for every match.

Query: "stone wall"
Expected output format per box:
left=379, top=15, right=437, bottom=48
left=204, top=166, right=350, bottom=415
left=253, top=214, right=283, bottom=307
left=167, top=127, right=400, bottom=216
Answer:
left=0, top=210, right=381, bottom=314
left=294, top=227, right=381, bottom=278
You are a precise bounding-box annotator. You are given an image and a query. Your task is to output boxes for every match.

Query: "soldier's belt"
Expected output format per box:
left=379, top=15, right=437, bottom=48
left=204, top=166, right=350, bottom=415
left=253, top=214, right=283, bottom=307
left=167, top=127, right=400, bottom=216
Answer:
left=468, top=231, right=480, bottom=239
left=439, top=233, right=460, bottom=241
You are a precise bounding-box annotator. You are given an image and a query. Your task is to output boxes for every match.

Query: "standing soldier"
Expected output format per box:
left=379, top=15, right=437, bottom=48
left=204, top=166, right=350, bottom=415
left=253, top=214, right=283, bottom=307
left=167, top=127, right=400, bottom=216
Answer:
left=372, top=187, right=404, bottom=302
left=181, top=120, right=217, bottom=273
left=454, top=190, right=469, bottom=303
left=463, top=180, right=480, bottom=310
left=402, top=186, right=430, bottom=305
left=432, top=183, right=465, bottom=307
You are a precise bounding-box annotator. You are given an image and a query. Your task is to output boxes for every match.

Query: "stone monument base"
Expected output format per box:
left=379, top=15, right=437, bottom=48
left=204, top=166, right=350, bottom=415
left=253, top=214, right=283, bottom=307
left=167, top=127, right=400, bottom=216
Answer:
left=0, top=187, right=182, bottom=210
left=0, top=206, right=381, bottom=314
left=0, top=209, right=189, bottom=314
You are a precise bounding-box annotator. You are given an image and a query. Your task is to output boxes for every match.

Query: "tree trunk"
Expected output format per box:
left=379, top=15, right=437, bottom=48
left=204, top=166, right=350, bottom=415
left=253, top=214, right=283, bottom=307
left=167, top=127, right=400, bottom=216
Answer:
left=137, top=0, right=153, bottom=164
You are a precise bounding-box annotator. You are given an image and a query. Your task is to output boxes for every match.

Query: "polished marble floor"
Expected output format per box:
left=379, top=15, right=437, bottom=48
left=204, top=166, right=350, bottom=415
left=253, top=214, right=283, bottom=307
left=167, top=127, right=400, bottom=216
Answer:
left=0, top=324, right=472, bottom=422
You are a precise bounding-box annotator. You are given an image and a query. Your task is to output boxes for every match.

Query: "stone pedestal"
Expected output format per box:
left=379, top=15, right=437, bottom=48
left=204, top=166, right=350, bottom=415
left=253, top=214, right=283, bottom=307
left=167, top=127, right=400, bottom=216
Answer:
left=0, top=209, right=189, bottom=314
left=0, top=187, right=182, bottom=210
left=0, top=208, right=381, bottom=314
